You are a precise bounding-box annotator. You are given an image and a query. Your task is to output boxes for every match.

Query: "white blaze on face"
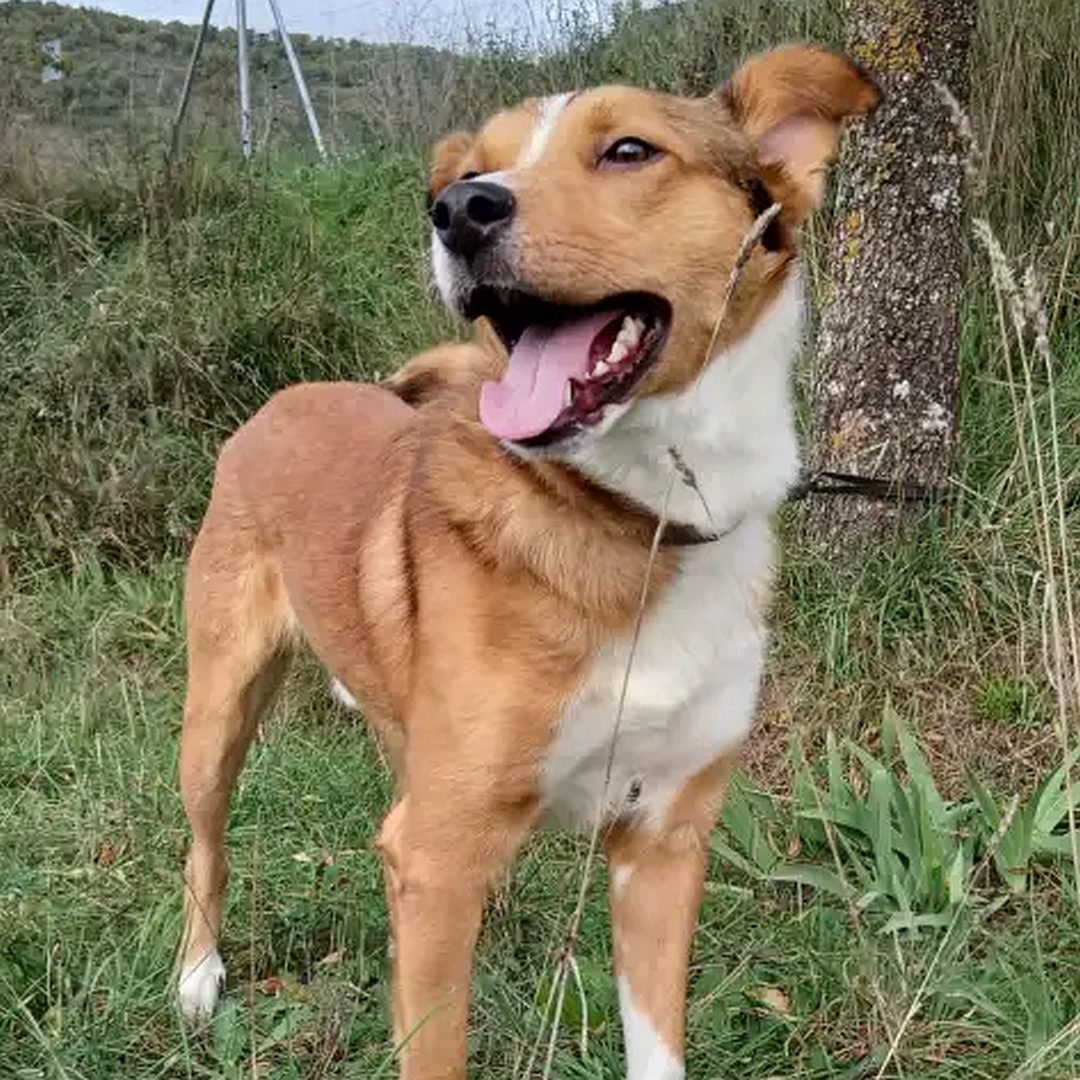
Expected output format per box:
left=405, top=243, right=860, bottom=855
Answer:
left=618, top=975, right=685, bottom=1080
left=430, top=90, right=572, bottom=312
left=431, top=229, right=458, bottom=309
left=516, top=92, right=574, bottom=169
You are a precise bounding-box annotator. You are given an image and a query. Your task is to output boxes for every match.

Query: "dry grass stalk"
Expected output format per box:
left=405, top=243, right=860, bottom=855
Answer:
left=524, top=201, right=782, bottom=1077
left=974, top=219, right=1080, bottom=902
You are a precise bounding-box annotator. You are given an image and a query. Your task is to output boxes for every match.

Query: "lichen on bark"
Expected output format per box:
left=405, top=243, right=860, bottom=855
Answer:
left=807, top=0, right=976, bottom=543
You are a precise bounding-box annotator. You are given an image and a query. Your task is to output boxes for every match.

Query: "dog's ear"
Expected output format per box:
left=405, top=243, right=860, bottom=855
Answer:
left=719, top=45, right=880, bottom=213
left=428, top=132, right=476, bottom=204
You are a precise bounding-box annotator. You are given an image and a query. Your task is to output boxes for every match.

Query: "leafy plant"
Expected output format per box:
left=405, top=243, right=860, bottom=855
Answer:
left=977, top=673, right=1042, bottom=728
left=966, top=746, right=1080, bottom=894
left=714, top=708, right=1080, bottom=927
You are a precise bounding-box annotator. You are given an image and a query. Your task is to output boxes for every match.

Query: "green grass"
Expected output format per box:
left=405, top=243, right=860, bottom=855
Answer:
left=2, top=0, right=1080, bottom=1075
left=0, top=148, right=460, bottom=571
left=3, top=562, right=1080, bottom=1078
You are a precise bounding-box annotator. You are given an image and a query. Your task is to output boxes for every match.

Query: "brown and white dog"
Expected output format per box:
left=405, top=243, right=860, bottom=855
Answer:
left=176, top=46, right=878, bottom=1079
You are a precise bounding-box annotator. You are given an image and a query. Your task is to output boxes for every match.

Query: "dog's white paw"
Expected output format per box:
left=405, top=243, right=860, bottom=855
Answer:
left=178, top=949, right=226, bottom=1021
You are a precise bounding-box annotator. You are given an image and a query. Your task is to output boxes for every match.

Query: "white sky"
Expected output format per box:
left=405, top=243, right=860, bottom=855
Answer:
left=47, top=0, right=617, bottom=47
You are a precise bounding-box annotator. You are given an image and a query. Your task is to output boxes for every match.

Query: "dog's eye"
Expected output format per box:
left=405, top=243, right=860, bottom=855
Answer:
left=600, top=138, right=661, bottom=170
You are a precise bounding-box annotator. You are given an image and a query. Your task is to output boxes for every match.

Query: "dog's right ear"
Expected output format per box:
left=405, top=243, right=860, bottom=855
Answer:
left=428, top=132, right=476, bottom=205
left=718, top=45, right=880, bottom=216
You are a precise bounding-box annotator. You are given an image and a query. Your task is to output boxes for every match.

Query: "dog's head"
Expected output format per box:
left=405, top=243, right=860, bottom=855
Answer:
left=427, top=45, right=878, bottom=452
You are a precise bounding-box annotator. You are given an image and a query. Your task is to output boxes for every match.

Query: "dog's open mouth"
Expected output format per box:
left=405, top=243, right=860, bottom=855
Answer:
left=464, top=288, right=671, bottom=446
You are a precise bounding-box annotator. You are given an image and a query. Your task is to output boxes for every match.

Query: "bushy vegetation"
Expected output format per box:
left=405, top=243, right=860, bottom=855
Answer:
left=0, top=149, right=457, bottom=568
left=1, top=0, right=1079, bottom=1076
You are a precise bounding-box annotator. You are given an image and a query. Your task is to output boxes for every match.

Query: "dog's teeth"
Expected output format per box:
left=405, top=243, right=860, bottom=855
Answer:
left=593, top=359, right=610, bottom=377
left=564, top=383, right=574, bottom=407
left=608, top=341, right=628, bottom=365
left=612, top=318, right=643, bottom=355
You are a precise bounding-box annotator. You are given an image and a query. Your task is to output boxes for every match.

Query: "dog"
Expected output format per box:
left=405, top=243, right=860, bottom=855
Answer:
left=176, top=45, right=879, bottom=1079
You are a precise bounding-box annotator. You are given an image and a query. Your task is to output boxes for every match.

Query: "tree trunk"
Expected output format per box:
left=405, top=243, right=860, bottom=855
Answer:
left=806, top=0, right=976, bottom=544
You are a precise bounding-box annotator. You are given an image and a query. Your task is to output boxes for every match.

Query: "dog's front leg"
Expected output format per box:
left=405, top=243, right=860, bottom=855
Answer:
left=377, top=790, right=536, bottom=1079
left=604, top=755, right=737, bottom=1080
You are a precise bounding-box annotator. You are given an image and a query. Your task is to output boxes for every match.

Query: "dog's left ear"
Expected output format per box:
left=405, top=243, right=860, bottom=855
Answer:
left=719, top=45, right=880, bottom=214
left=428, top=132, right=476, bottom=204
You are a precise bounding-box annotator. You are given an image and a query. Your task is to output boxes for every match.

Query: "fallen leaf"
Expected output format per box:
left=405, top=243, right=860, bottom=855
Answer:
left=746, top=985, right=793, bottom=1016
left=94, top=839, right=127, bottom=867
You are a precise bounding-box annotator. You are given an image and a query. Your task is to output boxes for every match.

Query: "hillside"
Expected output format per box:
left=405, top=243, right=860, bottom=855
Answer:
left=0, top=0, right=465, bottom=151
left=0, top=0, right=851, bottom=155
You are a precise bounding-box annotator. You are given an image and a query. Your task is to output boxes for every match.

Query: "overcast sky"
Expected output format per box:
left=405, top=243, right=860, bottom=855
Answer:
left=48, top=0, right=616, bottom=47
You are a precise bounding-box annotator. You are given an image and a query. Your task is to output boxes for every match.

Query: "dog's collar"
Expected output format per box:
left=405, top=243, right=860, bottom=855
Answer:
left=660, top=518, right=721, bottom=544
left=527, top=456, right=738, bottom=548
left=659, top=520, right=727, bottom=546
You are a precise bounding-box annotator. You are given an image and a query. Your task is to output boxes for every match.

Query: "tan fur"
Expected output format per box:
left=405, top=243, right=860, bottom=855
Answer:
left=606, top=753, right=738, bottom=1055
left=178, top=45, right=879, bottom=1079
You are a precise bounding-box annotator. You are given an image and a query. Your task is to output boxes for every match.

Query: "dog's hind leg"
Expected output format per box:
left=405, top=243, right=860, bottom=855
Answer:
left=177, top=524, right=293, bottom=1020
left=604, top=754, right=738, bottom=1080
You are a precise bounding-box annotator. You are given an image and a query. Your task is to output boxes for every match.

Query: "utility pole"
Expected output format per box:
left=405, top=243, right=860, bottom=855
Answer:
left=170, top=0, right=327, bottom=161
left=236, top=0, right=252, bottom=159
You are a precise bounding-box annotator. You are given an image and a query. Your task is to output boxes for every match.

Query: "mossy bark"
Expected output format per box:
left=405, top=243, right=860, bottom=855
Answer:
left=807, top=0, right=976, bottom=544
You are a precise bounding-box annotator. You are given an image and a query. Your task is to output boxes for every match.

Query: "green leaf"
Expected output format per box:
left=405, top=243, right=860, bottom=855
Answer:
left=868, top=766, right=897, bottom=898
left=1032, top=746, right=1080, bottom=836
left=887, top=705, right=948, bottom=826
left=966, top=767, right=1001, bottom=831
left=1032, top=833, right=1080, bottom=856
left=890, top=778, right=920, bottom=863
left=846, top=740, right=886, bottom=777
left=879, top=910, right=954, bottom=934
left=947, top=843, right=969, bottom=906
left=825, top=729, right=853, bottom=812
left=211, top=999, right=246, bottom=1065
left=710, top=835, right=766, bottom=880
left=792, top=763, right=828, bottom=848
left=768, top=864, right=857, bottom=902
left=795, top=802, right=875, bottom=839
left=719, top=777, right=778, bottom=874
left=968, top=769, right=1033, bottom=892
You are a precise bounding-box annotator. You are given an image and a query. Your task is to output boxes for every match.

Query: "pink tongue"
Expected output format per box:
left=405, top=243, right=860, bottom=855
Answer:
left=479, top=310, right=621, bottom=440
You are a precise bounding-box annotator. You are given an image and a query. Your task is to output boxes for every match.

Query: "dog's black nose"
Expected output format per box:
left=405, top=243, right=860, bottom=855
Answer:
left=431, top=179, right=516, bottom=259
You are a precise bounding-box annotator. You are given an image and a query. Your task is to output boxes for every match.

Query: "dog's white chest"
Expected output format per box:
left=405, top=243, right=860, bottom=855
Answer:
left=539, top=518, right=773, bottom=830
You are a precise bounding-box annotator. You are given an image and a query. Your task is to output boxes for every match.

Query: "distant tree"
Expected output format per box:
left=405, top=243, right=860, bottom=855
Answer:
left=807, top=0, right=976, bottom=543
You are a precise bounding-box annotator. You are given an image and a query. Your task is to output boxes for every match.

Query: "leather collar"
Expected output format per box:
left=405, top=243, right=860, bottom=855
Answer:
left=659, top=520, right=726, bottom=546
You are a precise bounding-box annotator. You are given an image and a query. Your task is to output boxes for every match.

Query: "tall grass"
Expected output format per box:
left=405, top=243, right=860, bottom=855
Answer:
left=0, top=148, right=459, bottom=570
left=1, top=0, right=1076, bottom=574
